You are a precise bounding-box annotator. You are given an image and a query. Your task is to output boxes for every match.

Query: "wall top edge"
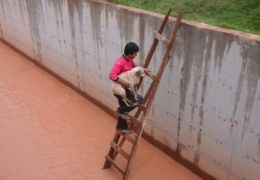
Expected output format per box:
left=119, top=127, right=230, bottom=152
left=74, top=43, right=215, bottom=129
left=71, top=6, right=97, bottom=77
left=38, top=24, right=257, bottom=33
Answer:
left=95, top=0, right=260, bottom=42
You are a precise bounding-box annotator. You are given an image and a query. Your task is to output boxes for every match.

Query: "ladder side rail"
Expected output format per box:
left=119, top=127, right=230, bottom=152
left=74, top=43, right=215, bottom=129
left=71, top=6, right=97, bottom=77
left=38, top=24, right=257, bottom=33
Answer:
left=142, top=12, right=183, bottom=122
left=123, top=13, right=183, bottom=180
left=109, top=135, right=127, bottom=161
left=142, top=9, right=171, bottom=68
left=149, top=12, right=183, bottom=95
left=137, top=9, right=171, bottom=90
left=133, top=80, right=155, bottom=118
left=134, top=12, right=183, bottom=119
left=134, top=12, right=182, bottom=117
left=103, top=133, right=121, bottom=168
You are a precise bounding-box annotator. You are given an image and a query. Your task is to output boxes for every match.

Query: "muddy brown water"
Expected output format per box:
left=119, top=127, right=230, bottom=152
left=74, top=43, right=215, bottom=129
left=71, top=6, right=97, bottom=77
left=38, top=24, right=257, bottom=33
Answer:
left=0, top=41, right=200, bottom=180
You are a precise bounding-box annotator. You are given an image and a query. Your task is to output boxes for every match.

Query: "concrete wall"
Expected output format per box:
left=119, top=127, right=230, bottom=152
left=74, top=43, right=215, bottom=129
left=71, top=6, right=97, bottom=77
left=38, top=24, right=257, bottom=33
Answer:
left=0, top=0, right=259, bottom=179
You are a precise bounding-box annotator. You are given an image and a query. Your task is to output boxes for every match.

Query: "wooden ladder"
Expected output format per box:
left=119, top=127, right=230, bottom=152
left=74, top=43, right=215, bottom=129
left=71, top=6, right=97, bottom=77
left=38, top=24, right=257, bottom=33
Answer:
left=103, top=10, right=183, bottom=180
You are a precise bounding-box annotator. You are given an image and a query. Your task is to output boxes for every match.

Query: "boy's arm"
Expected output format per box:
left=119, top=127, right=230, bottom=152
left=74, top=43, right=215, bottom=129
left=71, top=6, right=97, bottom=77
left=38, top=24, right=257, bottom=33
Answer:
left=109, top=62, right=129, bottom=88
left=143, top=68, right=156, bottom=80
left=137, top=64, right=156, bottom=80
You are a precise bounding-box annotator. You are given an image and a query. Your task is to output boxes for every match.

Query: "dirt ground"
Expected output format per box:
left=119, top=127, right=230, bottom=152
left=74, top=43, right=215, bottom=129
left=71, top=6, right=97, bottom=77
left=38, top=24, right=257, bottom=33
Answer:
left=0, top=41, right=200, bottom=180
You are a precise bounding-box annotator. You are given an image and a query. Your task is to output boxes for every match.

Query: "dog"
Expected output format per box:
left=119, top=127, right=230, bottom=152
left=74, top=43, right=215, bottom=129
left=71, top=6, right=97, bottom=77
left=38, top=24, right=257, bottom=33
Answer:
left=111, top=66, right=146, bottom=106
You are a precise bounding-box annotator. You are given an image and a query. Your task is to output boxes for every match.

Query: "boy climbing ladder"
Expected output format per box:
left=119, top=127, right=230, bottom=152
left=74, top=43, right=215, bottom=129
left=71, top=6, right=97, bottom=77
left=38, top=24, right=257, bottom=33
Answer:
left=104, top=10, right=183, bottom=180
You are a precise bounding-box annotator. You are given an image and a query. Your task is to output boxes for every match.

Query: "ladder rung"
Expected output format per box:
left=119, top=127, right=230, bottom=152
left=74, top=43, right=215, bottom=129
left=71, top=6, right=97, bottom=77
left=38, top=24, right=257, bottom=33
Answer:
left=105, top=156, right=125, bottom=175
left=122, top=133, right=136, bottom=144
left=153, top=31, right=169, bottom=43
left=139, top=104, right=146, bottom=111
left=111, top=141, right=130, bottom=160
left=131, top=117, right=141, bottom=126
left=129, top=117, right=141, bottom=132
left=145, top=71, right=157, bottom=80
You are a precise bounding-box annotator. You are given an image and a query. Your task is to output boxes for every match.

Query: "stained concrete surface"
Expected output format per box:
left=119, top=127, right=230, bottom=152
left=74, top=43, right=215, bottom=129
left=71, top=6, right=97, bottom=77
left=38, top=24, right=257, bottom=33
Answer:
left=0, top=41, right=201, bottom=179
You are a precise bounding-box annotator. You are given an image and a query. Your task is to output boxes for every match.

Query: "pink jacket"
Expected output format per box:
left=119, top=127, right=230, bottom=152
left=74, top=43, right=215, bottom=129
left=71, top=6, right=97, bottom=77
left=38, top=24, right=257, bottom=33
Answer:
left=109, top=56, right=136, bottom=81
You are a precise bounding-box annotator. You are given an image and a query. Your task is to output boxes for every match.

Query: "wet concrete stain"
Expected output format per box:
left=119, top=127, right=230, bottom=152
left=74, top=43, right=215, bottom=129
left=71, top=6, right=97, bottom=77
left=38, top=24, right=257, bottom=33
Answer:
left=199, top=33, right=213, bottom=127
left=172, top=24, right=185, bottom=63
left=194, top=32, right=213, bottom=165
left=47, top=0, right=65, bottom=46
left=178, top=26, right=194, bottom=142
left=176, top=25, right=215, bottom=165
left=89, top=1, right=102, bottom=46
left=104, top=3, right=114, bottom=34
left=177, top=26, right=210, bottom=160
left=67, top=0, right=84, bottom=88
left=17, top=1, right=26, bottom=24
left=177, top=25, right=194, bottom=156
left=137, top=13, right=146, bottom=94
left=226, top=40, right=260, bottom=177
left=115, top=7, right=135, bottom=41
left=240, top=41, right=260, bottom=139
left=213, top=33, right=232, bottom=74
left=138, top=13, right=145, bottom=65
left=74, top=0, right=87, bottom=91
left=0, top=0, right=8, bottom=34
left=0, top=22, right=2, bottom=38
left=0, top=9, right=3, bottom=38
left=194, top=131, right=202, bottom=165
left=230, top=47, right=249, bottom=135
left=25, top=0, right=43, bottom=63
left=258, top=136, right=260, bottom=156
left=190, top=30, right=207, bottom=124
left=89, top=1, right=103, bottom=79
left=142, top=131, right=215, bottom=179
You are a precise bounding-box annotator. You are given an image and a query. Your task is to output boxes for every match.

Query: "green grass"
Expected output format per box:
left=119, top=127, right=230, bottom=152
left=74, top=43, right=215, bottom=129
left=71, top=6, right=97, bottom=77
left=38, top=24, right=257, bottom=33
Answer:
left=107, top=0, right=260, bottom=35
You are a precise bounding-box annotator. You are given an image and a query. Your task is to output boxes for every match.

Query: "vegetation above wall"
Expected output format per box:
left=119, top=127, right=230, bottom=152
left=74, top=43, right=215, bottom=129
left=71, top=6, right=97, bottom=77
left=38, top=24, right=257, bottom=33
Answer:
left=107, top=0, right=260, bottom=35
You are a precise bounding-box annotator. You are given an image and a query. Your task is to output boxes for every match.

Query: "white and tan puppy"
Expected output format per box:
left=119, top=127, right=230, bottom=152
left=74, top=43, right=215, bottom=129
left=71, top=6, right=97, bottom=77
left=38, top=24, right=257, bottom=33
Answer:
left=111, top=66, right=145, bottom=106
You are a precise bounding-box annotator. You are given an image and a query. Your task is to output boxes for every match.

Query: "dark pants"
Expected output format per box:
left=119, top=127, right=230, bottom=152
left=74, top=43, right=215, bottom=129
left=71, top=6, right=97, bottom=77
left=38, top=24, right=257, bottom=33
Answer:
left=114, top=89, right=143, bottom=129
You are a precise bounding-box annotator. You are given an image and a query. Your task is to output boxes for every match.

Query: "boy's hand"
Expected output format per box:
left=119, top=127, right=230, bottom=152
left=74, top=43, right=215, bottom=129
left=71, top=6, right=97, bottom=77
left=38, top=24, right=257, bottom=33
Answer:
left=143, top=67, right=151, bottom=73
left=143, top=67, right=156, bottom=80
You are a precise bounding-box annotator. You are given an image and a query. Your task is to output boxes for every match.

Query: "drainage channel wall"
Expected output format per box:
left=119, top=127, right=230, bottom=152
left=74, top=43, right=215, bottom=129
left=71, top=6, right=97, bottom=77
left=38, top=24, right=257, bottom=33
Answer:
left=0, top=0, right=260, bottom=179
